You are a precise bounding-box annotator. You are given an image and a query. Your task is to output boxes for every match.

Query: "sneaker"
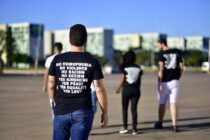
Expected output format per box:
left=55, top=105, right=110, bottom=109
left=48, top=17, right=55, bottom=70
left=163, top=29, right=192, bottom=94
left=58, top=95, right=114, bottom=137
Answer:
left=132, top=130, right=137, bottom=135
left=119, top=129, right=129, bottom=134
left=154, top=122, right=163, bottom=129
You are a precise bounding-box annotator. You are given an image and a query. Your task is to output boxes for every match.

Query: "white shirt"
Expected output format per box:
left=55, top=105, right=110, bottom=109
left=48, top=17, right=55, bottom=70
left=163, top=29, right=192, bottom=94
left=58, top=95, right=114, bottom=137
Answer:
left=90, top=82, right=95, bottom=92
left=45, top=54, right=56, bottom=68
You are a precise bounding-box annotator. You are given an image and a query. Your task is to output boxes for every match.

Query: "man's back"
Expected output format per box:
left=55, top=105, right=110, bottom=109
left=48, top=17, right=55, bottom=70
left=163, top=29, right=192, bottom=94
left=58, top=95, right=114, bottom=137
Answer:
left=49, top=52, right=103, bottom=115
left=48, top=24, right=108, bottom=140
left=158, top=49, right=183, bottom=82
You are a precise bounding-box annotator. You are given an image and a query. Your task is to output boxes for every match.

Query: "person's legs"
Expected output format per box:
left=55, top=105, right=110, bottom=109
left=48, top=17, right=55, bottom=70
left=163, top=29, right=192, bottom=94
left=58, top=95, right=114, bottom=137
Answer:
left=130, top=91, right=140, bottom=131
left=53, top=114, right=70, bottom=140
left=122, top=90, right=130, bottom=130
left=70, top=108, right=94, bottom=140
left=170, top=103, right=178, bottom=126
left=155, top=82, right=169, bottom=129
left=158, top=104, right=166, bottom=123
left=169, top=82, right=180, bottom=132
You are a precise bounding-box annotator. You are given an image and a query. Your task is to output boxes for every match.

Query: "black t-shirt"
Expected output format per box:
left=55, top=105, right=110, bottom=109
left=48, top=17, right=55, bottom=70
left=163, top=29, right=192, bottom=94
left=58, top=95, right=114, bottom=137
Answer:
left=158, top=49, right=183, bottom=82
left=122, top=64, right=143, bottom=89
left=48, top=52, right=104, bottom=115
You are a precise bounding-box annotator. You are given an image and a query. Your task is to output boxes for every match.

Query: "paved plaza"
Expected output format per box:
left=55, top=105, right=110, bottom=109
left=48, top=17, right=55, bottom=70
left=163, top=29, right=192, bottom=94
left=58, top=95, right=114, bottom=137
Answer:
left=0, top=72, right=210, bottom=140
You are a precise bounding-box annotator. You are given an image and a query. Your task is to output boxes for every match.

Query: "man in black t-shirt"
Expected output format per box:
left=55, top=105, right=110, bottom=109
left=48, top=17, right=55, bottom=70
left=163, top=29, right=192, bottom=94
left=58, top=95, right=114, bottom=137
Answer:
left=48, top=24, right=108, bottom=140
left=154, top=39, right=183, bottom=132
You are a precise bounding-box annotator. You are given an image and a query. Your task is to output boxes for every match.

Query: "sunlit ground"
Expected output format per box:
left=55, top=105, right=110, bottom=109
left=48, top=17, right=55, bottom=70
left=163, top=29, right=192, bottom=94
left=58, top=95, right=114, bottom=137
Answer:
left=0, top=73, right=210, bottom=140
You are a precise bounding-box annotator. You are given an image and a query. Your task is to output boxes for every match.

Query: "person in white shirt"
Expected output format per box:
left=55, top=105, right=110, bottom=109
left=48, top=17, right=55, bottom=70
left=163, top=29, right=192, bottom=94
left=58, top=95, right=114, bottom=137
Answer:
left=42, top=42, right=63, bottom=117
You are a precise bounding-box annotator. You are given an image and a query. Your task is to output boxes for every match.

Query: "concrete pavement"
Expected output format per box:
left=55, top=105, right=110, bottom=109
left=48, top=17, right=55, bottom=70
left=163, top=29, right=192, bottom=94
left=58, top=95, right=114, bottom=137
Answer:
left=0, top=73, right=210, bottom=140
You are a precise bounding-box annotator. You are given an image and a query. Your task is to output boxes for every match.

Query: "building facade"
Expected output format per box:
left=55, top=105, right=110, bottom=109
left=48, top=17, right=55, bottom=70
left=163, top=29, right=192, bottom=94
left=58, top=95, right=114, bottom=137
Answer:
left=86, top=28, right=114, bottom=61
left=44, top=31, right=54, bottom=57
left=53, top=29, right=69, bottom=53
left=114, top=34, right=141, bottom=52
left=141, top=33, right=167, bottom=51
left=167, top=37, right=186, bottom=50
left=10, top=23, right=44, bottom=60
left=51, top=28, right=114, bottom=61
left=186, top=36, right=209, bottom=51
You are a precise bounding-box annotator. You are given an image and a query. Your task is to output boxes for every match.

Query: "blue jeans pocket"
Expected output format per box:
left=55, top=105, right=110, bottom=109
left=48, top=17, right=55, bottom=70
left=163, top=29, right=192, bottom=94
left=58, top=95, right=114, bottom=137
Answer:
left=71, top=109, right=94, bottom=123
left=70, top=109, right=94, bottom=140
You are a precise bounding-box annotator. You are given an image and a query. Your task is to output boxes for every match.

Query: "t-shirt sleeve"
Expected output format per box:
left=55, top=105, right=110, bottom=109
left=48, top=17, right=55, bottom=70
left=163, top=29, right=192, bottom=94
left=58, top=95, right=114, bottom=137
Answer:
left=177, top=50, right=183, bottom=63
left=158, top=52, right=164, bottom=62
left=93, top=59, right=104, bottom=80
left=122, top=67, right=126, bottom=75
left=48, top=56, right=56, bottom=76
left=139, top=66, right=143, bottom=76
left=45, top=57, right=50, bottom=68
left=119, top=65, right=125, bottom=74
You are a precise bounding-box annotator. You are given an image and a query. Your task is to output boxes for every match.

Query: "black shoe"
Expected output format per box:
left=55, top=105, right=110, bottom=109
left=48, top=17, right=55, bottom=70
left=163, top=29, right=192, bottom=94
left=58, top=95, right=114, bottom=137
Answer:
left=173, top=125, right=179, bottom=132
left=154, top=122, right=163, bottom=129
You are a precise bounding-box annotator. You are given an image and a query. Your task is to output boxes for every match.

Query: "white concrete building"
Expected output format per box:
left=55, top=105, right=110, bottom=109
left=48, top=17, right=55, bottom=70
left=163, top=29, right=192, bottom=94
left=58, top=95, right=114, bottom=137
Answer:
left=141, top=33, right=167, bottom=51
left=114, top=34, right=141, bottom=51
left=167, top=37, right=186, bottom=50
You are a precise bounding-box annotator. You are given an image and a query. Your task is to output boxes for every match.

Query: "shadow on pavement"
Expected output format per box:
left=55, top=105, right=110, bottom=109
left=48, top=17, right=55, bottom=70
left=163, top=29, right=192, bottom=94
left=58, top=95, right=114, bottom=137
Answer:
left=91, top=116, right=210, bottom=135
left=140, top=116, right=210, bottom=124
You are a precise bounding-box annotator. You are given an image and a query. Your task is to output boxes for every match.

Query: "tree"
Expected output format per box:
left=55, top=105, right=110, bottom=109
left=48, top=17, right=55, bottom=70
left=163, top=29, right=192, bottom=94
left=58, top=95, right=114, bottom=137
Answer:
left=0, top=28, right=17, bottom=70
left=135, top=50, right=153, bottom=66
left=183, top=50, right=207, bottom=66
left=0, top=30, right=7, bottom=74
left=113, top=50, right=123, bottom=66
left=93, top=55, right=106, bottom=66
left=6, top=28, right=17, bottom=67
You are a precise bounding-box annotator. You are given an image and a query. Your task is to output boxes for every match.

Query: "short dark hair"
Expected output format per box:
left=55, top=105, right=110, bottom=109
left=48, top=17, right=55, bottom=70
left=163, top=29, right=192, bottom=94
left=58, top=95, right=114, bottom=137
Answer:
left=157, top=38, right=167, bottom=46
left=122, top=50, right=136, bottom=69
left=69, top=24, right=87, bottom=47
left=54, top=42, right=63, bottom=51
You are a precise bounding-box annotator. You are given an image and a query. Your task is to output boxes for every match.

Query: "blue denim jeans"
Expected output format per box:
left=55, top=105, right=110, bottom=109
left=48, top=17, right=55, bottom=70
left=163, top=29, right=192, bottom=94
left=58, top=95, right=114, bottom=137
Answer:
left=53, top=108, right=94, bottom=140
left=91, top=91, right=97, bottom=114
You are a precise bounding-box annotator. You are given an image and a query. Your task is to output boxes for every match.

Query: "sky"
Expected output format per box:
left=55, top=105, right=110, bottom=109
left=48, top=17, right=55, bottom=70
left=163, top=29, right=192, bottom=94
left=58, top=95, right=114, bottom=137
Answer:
left=0, top=0, right=210, bottom=37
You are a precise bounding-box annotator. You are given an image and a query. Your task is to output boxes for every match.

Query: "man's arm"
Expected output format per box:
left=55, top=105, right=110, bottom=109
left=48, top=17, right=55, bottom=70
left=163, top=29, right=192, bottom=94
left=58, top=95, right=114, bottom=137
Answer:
left=42, top=68, right=49, bottom=92
left=139, top=75, right=142, bottom=87
left=158, top=61, right=164, bottom=92
left=179, top=62, right=184, bottom=78
left=48, top=75, right=56, bottom=102
left=93, top=79, right=108, bottom=128
left=116, top=74, right=125, bottom=94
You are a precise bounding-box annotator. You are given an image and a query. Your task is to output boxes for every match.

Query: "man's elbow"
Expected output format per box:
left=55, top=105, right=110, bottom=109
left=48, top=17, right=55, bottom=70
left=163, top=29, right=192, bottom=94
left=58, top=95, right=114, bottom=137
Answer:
left=47, top=85, right=54, bottom=93
left=95, top=87, right=103, bottom=94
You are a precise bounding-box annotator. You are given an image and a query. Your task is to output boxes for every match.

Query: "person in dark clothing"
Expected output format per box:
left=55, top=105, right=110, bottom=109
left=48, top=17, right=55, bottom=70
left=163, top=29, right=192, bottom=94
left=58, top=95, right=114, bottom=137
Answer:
left=116, top=50, right=143, bottom=135
left=48, top=24, right=108, bottom=140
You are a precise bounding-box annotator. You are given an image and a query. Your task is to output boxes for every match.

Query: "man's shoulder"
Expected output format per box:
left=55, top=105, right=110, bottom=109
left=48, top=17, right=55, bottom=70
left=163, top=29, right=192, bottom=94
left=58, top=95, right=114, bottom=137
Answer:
left=167, top=48, right=181, bottom=53
left=46, top=54, right=56, bottom=61
left=128, top=64, right=140, bottom=68
left=83, top=52, right=97, bottom=62
left=45, top=54, right=56, bottom=68
left=54, top=52, right=96, bottom=62
left=53, top=52, right=69, bottom=60
left=84, top=52, right=94, bottom=58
